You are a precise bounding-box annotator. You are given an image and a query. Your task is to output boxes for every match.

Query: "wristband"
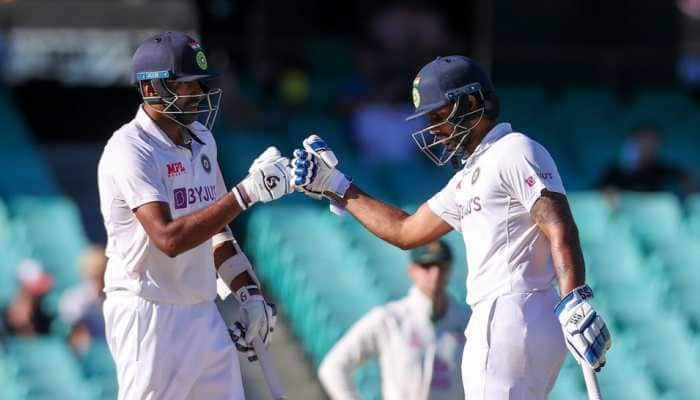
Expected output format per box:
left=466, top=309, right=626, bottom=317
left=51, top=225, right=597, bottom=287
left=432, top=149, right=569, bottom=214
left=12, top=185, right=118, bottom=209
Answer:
left=232, top=186, right=248, bottom=210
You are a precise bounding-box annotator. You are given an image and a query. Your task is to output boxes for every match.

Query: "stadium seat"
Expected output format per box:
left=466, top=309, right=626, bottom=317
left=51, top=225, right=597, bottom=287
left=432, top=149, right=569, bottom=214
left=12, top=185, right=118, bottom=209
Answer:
left=548, top=357, right=587, bottom=400
left=377, top=161, right=452, bottom=206
left=6, top=196, right=89, bottom=292
left=567, top=191, right=615, bottom=244
left=631, top=313, right=700, bottom=398
left=4, top=337, right=94, bottom=400
left=649, top=239, right=700, bottom=331
left=0, top=355, right=29, bottom=400
left=614, top=192, right=684, bottom=250
left=80, top=341, right=118, bottom=400
left=582, top=237, right=647, bottom=288
left=687, top=194, right=700, bottom=238
left=0, top=150, right=59, bottom=196
left=595, top=335, right=659, bottom=400
left=216, top=131, right=287, bottom=182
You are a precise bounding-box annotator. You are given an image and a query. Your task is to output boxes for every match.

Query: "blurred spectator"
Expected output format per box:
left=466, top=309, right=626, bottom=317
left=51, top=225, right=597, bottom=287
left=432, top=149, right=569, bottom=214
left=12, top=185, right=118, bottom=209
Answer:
left=599, top=123, right=695, bottom=194
left=352, top=98, right=424, bottom=163
left=1, top=259, right=54, bottom=337
left=358, top=4, right=454, bottom=84
left=59, top=246, right=107, bottom=355
left=318, top=240, right=469, bottom=400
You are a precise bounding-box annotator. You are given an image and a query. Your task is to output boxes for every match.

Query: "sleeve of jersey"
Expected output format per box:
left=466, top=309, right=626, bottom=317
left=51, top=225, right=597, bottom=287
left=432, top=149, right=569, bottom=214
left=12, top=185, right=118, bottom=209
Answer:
left=317, top=308, right=384, bottom=400
left=112, top=144, right=168, bottom=210
left=500, top=140, right=566, bottom=212
left=427, top=173, right=462, bottom=232
left=215, top=162, right=228, bottom=200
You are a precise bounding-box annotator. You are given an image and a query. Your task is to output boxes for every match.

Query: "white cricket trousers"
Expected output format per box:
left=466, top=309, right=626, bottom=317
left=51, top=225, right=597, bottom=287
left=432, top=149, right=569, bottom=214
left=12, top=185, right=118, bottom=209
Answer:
left=104, top=293, right=245, bottom=400
left=462, top=289, right=567, bottom=400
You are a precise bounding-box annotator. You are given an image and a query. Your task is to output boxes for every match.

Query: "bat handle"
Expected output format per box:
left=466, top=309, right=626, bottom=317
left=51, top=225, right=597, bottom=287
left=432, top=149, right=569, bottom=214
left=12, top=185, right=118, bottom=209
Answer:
left=252, top=337, right=288, bottom=400
left=582, top=364, right=602, bottom=400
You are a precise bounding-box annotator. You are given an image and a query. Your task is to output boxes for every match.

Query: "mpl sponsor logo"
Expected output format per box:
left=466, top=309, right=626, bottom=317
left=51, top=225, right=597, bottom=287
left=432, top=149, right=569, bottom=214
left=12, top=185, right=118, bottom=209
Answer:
left=167, top=162, right=186, bottom=177
left=173, top=185, right=217, bottom=210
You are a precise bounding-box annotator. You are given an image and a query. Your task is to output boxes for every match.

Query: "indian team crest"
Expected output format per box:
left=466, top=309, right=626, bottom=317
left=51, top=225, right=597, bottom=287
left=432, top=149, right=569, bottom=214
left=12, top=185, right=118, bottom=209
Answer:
left=196, top=51, right=208, bottom=70
left=412, top=76, right=421, bottom=108
left=201, top=154, right=211, bottom=173
left=471, top=167, right=480, bottom=185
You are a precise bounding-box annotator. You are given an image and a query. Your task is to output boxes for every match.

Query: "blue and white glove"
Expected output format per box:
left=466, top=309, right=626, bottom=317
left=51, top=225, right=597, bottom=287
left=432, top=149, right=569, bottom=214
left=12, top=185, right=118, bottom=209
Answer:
left=228, top=285, right=278, bottom=362
left=234, top=146, right=292, bottom=209
left=554, top=284, right=612, bottom=371
left=291, top=135, right=352, bottom=201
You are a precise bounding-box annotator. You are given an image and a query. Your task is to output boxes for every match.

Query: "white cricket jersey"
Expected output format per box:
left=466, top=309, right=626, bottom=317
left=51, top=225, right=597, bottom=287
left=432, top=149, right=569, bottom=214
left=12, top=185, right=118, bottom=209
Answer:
left=318, top=287, right=469, bottom=400
left=428, top=122, right=565, bottom=307
left=98, top=106, right=227, bottom=304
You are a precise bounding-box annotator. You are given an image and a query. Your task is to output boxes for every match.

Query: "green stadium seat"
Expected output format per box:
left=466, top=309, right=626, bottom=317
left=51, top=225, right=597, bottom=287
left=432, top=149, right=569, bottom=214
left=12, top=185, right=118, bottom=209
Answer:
left=649, top=239, right=700, bottom=331
left=498, top=85, right=549, bottom=127
left=595, top=336, right=659, bottom=400
left=614, top=192, right=684, bottom=250
left=567, top=191, right=615, bottom=244
left=687, top=194, right=700, bottom=238
left=0, top=355, right=29, bottom=400
left=377, top=162, right=452, bottom=206
left=80, top=341, right=117, bottom=400
left=286, top=114, right=353, bottom=156
left=631, top=313, right=700, bottom=398
left=582, top=237, right=647, bottom=288
left=6, top=197, right=88, bottom=292
left=0, top=89, right=34, bottom=149
left=216, top=131, right=287, bottom=183
left=4, top=337, right=94, bottom=400
left=0, top=150, right=58, bottom=196
left=548, top=357, right=587, bottom=400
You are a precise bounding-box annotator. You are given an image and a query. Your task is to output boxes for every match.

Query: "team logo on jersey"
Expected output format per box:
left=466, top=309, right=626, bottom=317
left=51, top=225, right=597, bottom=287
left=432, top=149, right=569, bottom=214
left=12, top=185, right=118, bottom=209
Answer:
left=525, top=176, right=536, bottom=187
left=201, top=154, right=211, bottom=174
left=412, top=76, right=421, bottom=108
left=167, top=162, right=187, bottom=177
left=471, top=167, right=480, bottom=185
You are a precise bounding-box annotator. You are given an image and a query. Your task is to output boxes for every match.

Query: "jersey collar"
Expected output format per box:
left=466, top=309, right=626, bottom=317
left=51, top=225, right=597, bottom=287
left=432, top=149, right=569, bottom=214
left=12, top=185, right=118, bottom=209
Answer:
left=135, top=106, right=205, bottom=150
left=464, top=122, right=513, bottom=164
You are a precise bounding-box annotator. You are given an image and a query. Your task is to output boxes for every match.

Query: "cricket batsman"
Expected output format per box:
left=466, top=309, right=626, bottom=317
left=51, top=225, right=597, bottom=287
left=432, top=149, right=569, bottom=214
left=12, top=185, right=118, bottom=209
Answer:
left=97, top=31, right=293, bottom=400
left=291, top=56, right=612, bottom=399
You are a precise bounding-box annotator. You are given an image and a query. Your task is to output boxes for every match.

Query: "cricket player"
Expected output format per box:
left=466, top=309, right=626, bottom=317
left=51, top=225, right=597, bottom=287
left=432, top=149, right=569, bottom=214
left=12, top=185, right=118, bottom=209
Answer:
left=291, top=56, right=611, bottom=399
left=97, top=31, right=293, bottom=400
left=318, top=240, right=469, bottom=400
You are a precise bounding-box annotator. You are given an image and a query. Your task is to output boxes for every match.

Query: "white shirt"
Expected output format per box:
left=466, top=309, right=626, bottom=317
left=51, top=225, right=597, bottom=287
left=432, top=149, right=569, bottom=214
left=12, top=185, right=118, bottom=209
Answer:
left=318, top=287, right=469, bottom=400
left=428, top=123, right=566, bottom=307
left=97, top=106, right=227, bottom=304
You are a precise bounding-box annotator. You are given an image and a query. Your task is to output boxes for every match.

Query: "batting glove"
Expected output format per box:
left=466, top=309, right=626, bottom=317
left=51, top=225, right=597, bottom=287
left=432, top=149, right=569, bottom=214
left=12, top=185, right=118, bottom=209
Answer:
left=554, top=284, right=612, bottom=371
left=234, top=147, right=292, bottom=209
left=291, top=135, right=351, bottom=200
left=229, top=285, right=277, bottom=362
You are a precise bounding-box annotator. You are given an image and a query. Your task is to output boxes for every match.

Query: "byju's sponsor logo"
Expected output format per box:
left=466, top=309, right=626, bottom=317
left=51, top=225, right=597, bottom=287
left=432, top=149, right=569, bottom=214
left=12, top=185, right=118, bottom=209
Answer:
left=173, top=185, right=217, bottom=210
left=173, top=188, right=187, bottom=209
left=167, top=162, right=187, bottom=177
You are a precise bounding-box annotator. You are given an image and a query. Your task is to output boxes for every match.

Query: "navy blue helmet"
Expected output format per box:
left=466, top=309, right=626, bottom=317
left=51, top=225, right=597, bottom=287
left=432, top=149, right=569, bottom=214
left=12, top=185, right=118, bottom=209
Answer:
left=131, top=31, right=221, bottom=130
left=407, top=56, right=498, bottom=166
